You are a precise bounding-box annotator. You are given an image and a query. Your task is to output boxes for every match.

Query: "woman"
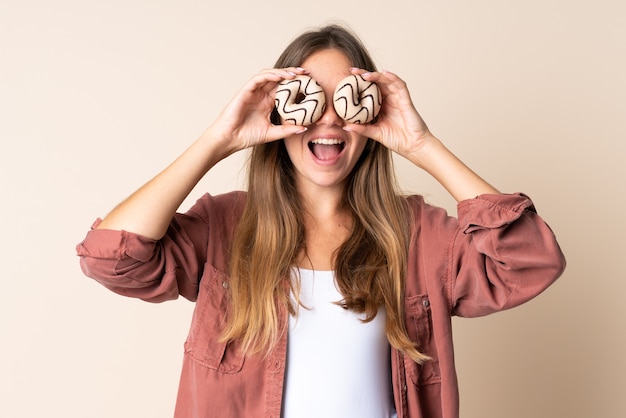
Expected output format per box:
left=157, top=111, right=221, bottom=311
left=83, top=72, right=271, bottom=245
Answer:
left=77, top=25, right=565, bottom=418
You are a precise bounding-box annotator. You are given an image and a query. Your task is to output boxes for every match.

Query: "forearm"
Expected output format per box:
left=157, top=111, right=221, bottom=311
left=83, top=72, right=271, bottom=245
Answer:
left=406, top=134, right=500, bottom=202
left=97, top=129, right=232, bottom=239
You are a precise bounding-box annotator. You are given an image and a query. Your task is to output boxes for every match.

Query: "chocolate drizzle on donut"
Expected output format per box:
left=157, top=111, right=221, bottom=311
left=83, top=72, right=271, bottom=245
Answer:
left=333, top=74, right=382, bottom=124
left=275, top=75, right=327, bottom=126
left=275, top=74, right=382, bottom=126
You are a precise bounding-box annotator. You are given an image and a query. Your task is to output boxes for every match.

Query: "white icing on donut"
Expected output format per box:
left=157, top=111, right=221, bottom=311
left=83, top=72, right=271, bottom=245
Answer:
left=333, top=75, right=382, bottom=124
left=275, top=75, right=327, bottom=126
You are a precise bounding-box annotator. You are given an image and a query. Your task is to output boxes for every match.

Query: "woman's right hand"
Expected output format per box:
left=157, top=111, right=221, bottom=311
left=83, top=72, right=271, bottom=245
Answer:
left=95, top=68, right=310, bottom=238
left=204, top=67, right=310, bottom=156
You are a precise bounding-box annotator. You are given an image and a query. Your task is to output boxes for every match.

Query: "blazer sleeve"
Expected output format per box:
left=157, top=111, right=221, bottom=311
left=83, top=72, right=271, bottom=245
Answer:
left=75, top=192, right=243, bottom=303
left=427, top=193, right=566, bottom=317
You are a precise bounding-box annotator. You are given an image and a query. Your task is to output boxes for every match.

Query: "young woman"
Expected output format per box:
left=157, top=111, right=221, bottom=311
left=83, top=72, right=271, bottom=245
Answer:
left=77, top=25, right=565, bottom=418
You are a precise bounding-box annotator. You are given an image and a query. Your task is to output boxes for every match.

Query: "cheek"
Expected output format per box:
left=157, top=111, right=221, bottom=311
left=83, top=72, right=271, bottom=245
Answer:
left=282, top=136, right=304, bottom=161
left=351, top=135, right=369, bottom=158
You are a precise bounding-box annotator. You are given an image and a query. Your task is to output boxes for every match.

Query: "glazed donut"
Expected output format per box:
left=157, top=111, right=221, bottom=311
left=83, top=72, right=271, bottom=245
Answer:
left=275, top=75, right=327, bottom=126
left=333, top=74, right=382, bottom=124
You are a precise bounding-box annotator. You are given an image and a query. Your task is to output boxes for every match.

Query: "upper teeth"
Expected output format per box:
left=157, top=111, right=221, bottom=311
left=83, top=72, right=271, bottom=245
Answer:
left=310, top=138, right=343, bottom=145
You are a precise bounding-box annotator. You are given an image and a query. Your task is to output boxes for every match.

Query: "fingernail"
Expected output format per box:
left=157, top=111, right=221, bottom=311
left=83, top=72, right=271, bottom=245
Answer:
left=287, top=71, right=297, bottom=76
left=295, top=127, right=307, bottom=134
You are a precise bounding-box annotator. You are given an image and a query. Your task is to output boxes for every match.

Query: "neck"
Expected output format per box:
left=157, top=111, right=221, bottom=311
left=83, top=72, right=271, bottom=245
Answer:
left=298, top=183, right=347, bottom=220
left=294, top=184, right=354, bottom=271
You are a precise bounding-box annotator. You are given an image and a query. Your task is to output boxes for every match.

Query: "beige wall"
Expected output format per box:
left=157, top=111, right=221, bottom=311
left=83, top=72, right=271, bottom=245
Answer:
left=1, top=0, right=624, bottom=417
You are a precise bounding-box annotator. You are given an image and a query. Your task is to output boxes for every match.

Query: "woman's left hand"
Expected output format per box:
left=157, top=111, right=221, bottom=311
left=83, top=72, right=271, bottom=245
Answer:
left=343, top=69, right=434, bottom=166
left=345, top=69, right=500, bottom=202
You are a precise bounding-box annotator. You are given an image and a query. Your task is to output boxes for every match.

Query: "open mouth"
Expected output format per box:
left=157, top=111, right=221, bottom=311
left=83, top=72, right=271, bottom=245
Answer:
left=308, top=138, right=346, bottom=161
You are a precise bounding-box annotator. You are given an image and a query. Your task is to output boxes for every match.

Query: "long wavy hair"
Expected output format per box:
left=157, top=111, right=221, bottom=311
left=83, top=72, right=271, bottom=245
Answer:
left=221, top=24, right=428, bottom=363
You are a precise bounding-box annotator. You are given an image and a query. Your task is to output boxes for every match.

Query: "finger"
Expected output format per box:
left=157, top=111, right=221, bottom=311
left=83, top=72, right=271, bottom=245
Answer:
left=252, top=67, right=312, bottom=97
left=265, top=125, right=308, bottom=142
left=349, top=67, right=370, bottom=75
left=247, top=67, right=309, bottom=90
left=288, top=66, right=310, bottom=75
left=263, top=66, right=310, bottom=81
left=342, top=123, right=379, bottom=141
left=361, top=70, right=407, bottom=95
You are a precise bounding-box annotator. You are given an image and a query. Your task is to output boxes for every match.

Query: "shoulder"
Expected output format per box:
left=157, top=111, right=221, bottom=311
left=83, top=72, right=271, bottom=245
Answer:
left=197, top=190, right=247, bottom=207
left=403, top=195, right=462, bottom=254
left=186, top=191, right=247, bottom=222
left=404, top=194, right=458, bottom=225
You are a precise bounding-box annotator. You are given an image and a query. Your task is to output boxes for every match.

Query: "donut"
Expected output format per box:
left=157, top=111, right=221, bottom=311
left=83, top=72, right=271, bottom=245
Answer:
left=333, top=74, right=382, bottom=124
left=275, top=75, right=327, bottom=126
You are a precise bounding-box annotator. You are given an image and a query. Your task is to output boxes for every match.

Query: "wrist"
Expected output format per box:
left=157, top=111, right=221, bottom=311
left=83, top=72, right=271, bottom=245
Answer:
left=405, top=134, right=500, bottom=202
left=198, top=125, right=239, bottom=162
left=403, top=133, right=443, bottom=170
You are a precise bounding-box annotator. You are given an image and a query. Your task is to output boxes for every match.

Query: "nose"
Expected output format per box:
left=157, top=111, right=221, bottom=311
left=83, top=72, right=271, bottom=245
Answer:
left=316, top=89, right=344, bottom=126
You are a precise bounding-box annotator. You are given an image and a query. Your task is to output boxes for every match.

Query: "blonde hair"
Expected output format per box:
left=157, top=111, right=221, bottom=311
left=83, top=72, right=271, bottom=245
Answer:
left=221, top=25, right=428, bottom=364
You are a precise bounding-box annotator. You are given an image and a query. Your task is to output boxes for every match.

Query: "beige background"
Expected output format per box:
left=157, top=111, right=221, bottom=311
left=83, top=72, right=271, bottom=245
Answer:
left=1, top=0, right=624, bottom=417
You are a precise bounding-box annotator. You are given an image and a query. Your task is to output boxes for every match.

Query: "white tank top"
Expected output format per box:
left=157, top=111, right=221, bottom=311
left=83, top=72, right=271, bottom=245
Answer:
left=282, top=268, right=397, bottom=418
